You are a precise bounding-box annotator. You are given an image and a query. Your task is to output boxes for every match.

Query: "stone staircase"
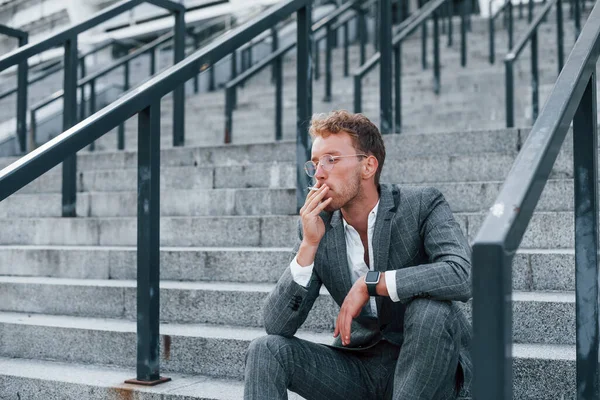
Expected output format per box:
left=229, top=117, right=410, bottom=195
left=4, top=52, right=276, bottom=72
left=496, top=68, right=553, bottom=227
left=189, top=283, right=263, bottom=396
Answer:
left=0, top=4, right=594, bottom=400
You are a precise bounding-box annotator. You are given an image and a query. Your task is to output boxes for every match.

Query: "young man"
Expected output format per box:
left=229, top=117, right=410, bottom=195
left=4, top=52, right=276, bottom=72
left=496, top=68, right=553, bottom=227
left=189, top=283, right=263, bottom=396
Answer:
left=244, top=110, right=472, bottom=400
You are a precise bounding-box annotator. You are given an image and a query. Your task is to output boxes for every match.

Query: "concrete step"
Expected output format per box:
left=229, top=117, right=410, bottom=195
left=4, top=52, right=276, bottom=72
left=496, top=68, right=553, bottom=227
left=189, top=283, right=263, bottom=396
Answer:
left=0, top=276, right=578, bottom=346
left=0, top=312, right=577, bottom=399
left=0, top=210, right=579, bottom=248
left=0, top=245, right=573, bottom=292
left=2, top=177, right=597, bottom=218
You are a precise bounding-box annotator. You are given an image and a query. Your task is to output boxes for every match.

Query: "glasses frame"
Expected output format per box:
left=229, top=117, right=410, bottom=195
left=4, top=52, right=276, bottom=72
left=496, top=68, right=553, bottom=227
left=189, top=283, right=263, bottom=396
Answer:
left=304, top=153, right=368, bottom=177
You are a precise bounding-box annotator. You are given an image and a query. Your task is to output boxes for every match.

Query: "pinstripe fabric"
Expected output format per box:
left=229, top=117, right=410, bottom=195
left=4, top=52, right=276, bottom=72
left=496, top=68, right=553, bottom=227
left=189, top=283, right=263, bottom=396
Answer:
left=249, top=184, right=472, bottom=399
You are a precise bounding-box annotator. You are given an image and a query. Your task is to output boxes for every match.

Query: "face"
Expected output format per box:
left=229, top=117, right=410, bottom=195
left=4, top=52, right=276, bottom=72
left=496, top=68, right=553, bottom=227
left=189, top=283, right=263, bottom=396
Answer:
left=310, top=132, right=365, bottom=212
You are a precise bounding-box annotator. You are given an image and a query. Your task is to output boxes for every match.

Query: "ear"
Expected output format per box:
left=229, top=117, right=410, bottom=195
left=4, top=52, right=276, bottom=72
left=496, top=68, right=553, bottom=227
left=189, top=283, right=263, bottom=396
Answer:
left=362, top=156, right=378, bottom=180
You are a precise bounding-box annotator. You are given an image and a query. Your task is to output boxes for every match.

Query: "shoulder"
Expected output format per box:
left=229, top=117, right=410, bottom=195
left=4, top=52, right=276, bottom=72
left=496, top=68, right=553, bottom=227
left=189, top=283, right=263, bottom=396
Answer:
left=381, top=183, right=443, bottom=206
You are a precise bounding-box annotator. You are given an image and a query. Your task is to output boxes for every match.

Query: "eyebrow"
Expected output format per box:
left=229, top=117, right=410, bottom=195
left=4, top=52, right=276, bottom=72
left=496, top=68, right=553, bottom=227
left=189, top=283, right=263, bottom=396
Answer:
left=311, top=151, right=342, bottom=161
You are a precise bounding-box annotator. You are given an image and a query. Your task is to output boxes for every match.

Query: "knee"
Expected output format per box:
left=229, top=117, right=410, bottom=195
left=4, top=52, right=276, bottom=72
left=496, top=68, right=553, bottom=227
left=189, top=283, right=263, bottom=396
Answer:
left=404, top=298, right=454, bottom=334
left=246, top=334, right=292, bottom=362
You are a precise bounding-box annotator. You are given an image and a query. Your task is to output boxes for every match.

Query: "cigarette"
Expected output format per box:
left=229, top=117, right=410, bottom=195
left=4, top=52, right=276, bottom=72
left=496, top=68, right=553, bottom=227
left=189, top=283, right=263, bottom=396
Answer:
left=308, top=186, right=319, bottom=191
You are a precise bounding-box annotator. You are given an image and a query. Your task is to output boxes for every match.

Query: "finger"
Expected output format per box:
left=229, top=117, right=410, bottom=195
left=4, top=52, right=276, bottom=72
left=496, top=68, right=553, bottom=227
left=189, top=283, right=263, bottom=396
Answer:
left=338, top=309, right=348, bottom=346
left=309, top=197, right=333, bottom=216
left=342, top=312, right=352, bottom=346
left=305, top=185, right=329, bottom=213
left=304, top=181, right=322, bottom=202
left=333, top=324, right=339, bottom=338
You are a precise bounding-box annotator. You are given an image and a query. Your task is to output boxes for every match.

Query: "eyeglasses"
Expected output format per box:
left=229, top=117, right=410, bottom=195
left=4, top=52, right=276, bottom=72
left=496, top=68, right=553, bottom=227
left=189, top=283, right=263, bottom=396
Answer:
left=304, top=154, right=368, bottom=177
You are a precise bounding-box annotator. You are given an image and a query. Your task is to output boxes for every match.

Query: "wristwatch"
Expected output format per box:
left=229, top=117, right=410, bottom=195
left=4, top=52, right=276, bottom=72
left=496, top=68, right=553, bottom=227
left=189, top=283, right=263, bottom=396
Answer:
left=365, top=271, right=381, bottom=297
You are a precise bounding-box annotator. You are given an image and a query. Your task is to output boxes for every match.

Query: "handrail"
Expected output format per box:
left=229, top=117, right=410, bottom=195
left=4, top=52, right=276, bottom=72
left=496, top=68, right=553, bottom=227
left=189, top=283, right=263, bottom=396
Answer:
left=223, top=0, right=368, bottom=142
left=489, top=0, right=514, bottom=64
left=0, top=39, right=126, bottom=101
left=0, top=0, right=313, bottom=386
left=0, top=24, right=28, bottom=154
left=28, top=32, right=175, bottom=151
left=504, top=0, right=563, bottom=127
left=472, top=2, right=600, bottom=398
left=0, top=0, right=186, bottom=219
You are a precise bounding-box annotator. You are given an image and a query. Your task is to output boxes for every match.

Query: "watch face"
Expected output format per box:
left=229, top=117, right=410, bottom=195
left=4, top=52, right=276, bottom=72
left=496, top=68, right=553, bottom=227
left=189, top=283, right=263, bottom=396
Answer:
left=365, top=271, right=380, bottom=283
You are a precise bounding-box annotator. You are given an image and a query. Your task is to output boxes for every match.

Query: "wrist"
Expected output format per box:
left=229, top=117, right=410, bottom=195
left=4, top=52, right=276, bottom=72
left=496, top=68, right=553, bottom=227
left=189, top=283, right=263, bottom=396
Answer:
left=297, top=240, right=319, bottom=267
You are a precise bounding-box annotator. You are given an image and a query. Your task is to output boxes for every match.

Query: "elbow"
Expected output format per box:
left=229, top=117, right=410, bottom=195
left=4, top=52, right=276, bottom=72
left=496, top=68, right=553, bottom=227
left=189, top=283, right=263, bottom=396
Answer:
left=448, top=260, right=472, bottom=302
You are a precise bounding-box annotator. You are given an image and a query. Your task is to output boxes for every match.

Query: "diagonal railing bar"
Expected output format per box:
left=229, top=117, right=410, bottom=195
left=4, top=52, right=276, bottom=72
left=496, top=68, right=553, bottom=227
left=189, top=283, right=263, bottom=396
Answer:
left=472, top=2, right=600, bottom=399
left=0, top=24, right=28, bottom=154
left=0, top=0, right=186, bottom=219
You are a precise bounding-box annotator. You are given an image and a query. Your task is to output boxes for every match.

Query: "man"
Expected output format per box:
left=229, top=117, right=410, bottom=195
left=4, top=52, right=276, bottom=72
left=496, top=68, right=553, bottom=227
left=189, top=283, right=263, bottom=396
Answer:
left=244, top=110, right=472, bottom=400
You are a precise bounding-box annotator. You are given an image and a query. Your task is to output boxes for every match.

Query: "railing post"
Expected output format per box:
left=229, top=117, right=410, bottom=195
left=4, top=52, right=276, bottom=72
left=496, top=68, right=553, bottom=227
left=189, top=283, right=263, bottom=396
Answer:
left=374, top=0, right=380, bottom=51
left=528, top=0, right=534, bottom=22
left=519, top=0, right=524, bottom=18
left=172, top=8, right=186, bottom=147
left=129, top=100, right=169, bottom=385
left=489, top=1, right=495, bottom=64
left=505, top=59, right=514, bottom=127
left=16, top=34, right=28, bottom=154
left=296, top=2, right=312, bottom=212
left=354, top=75, right=362, bottom=113
left=573, top=71, right=599, bottom=400
left=224, top=87, right=234, bottom=144
left=118, top=60, right=130, bottom=150
left=343, top=20, right=350, bottom=77
left=324, top=25, right=333, bottom=102
left=231, top=51, right=237, bottom=109
left=448, top=0, right=454, bottom=47
left=461, top=0, right=467, bottom=67
left=62, top=35, right=78, bottom=217
left=359, top=7, right=367, bottom=65
left=557, top=0, right=564, bottom=73
left=508, top=0, right=514, bottom=49
left=394, top=42, right=402, bottom=131
left=150, top=47, right=156, bottom=75
left=89, top=80, right=96, bottom=151
left=531, top=31, right=538, bottom=123
left=574, top=0, right=580, bottom=39
left=29, top=109, right=36, bottom=152
left=275, top=55, right=283, bottom=141
left=271, top=27, right=278, bottom=83
left=314, top=39, right=320, bottom=81
left=209, top=64, right=216, bottom=91
left=422, top=16, right=428, bottom=70
left=79, top=57, right=86, bottom=122
left=472, top=243, right=513, bottom=400
left=433, top=10, right=440, bottom=95
left=380, top=0, right=392, bottom=134
left=193, top=33, right=200, bottom=93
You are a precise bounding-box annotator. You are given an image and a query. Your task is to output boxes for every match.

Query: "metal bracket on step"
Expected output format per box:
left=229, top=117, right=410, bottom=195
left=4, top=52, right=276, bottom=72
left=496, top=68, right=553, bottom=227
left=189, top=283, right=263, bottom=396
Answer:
left=124, top=376, right=172, bottom=386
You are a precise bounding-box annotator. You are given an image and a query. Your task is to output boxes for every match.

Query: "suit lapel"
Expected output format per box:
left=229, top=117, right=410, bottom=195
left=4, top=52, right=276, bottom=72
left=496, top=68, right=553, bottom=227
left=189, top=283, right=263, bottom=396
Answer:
left=327, top=210, right=353, bottom=297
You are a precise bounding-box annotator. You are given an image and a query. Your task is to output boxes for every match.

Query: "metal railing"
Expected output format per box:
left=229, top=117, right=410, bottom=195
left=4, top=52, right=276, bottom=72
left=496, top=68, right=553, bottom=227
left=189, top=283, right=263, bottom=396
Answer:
left=352, top=0, right=467, bottom=121
left=0, top=0, right=186, bottom=218
left=489, top=0, right=514, bottom=64
left=0, top=0, right=313, bottom=385
left=0, top=25, right=28, bottom=154
left=29, top=32, right=175, bottom=152
left=354, top=0, right=468, bottom=132
left=472, top=2, right=600, bottom=398
left=505, top=0, right=564, bottom=127
left=0, top=38, right=134, bottom=102
left=224, top=0, right=372, bottom=143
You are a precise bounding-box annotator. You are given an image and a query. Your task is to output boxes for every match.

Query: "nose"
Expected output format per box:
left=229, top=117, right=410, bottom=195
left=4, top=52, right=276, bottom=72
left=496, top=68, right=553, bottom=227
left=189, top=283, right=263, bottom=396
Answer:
left=314, top=162, right=327, bottom=180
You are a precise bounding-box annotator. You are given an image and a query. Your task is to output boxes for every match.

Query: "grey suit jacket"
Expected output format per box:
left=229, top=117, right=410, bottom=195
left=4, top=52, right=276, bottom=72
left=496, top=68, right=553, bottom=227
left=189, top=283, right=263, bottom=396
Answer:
left=263, top=183, right=473, bottom=391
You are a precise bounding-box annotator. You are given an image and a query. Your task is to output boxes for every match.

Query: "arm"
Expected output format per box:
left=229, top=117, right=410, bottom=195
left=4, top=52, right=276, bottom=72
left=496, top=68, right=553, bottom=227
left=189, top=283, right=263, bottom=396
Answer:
left=263, top=183, right=332, bottom=337
left=263, top=238, right=323, bottom=337
left=391, top=187, right=472, bottom=303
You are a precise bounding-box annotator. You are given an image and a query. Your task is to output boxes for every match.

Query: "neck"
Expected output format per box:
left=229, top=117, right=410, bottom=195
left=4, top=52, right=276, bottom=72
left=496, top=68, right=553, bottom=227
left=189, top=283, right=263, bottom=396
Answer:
left=341, top=182, right=379, bottom=234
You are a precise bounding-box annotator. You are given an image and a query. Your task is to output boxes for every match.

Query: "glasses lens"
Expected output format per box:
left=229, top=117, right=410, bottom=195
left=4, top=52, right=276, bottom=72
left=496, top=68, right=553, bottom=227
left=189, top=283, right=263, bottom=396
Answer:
left=320, top=154, right=335, bottom=171
left=304, top=161, right=316, bottom=177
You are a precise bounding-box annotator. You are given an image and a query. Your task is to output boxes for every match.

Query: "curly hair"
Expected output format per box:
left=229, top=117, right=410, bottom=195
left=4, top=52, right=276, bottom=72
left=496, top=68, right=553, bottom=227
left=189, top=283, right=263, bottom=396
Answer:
left=309, top=110, right=386, bottom=185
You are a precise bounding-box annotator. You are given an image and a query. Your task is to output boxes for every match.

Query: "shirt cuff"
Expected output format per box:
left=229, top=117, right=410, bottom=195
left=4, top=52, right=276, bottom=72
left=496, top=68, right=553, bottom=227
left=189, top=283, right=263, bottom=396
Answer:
left=290, top=255, right=314, bottom=288
left=385, top=270, right=400, bottom=302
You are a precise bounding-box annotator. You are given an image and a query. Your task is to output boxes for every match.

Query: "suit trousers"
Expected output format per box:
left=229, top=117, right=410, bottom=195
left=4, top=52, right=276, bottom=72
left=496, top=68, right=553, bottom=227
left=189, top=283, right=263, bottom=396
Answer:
left=244, top=298, right=462, bottom=400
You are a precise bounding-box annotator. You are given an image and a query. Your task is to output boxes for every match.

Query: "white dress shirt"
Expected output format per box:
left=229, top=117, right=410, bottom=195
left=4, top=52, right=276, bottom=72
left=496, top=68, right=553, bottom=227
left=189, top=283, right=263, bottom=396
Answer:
left=290, top=201, right=401, bottom=317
